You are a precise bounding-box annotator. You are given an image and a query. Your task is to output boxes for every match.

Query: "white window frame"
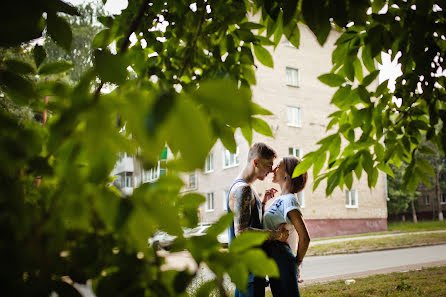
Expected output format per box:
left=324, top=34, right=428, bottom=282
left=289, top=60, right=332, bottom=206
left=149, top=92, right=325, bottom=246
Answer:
left=288, top=147, right=303, bottom=159
left=223, top=147, right=240, bottom=169
left=125, top=172, right=133, bottom=188
left=345, top=189, right=358, bottom=208
left=441, top=193, right=446, bottom=205
left=206, top=192, right=215, bottom=211
left=205, top=153, right=214, bottom=173
left=287, top=106, right=302, bottom=127
left=143, top=161, right=160, bottom=183
left=424, top=195, right=430, bottom=205
left=286, top=67, right=299, bottom=87
left=188, top=172, right=197, bottom=189
left=297, top=191, right=305, bottom=208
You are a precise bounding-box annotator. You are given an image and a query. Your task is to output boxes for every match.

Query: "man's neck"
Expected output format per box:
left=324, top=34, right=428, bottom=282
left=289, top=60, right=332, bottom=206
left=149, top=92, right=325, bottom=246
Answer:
left=239, top=166, right=257, bottom=184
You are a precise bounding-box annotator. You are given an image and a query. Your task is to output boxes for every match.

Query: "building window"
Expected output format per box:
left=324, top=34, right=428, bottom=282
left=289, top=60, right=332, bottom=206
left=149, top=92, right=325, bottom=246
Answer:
left=286, top=67, right=299, bottom=87
left=424, top=195, right=430, bottom=205
left=289, top=147, right=302, bottom=159
left=223, top=190, right=228, bottom=210
left=143, top=162, right=160, bottom=183
left=441, top=193, right=446, bottom=204
left=297, top=191, right=305, bottom=208
left=223, top=147, right=239, bottom=168
left=188, top=173, right=197, bottom=189
left=345, top=189, right=358, bottom=208
left=287, top=106, right=302, bottom=127
left=124, top=172, right=133, bottom=188
left=206, top=192, right=215, bottom=211
left=205, top=153, right=214, bottom=173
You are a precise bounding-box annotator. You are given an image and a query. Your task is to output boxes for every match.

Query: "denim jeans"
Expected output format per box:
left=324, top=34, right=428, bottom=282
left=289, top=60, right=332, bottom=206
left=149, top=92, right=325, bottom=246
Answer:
left=234, top=274, right=266, bottom=297
left=263, top=240, right=300, bottom=297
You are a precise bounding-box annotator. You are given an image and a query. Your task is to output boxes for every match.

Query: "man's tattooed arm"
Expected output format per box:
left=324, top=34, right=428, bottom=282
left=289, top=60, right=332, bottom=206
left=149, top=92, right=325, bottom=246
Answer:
left=233, top=185, right=253, bottom=236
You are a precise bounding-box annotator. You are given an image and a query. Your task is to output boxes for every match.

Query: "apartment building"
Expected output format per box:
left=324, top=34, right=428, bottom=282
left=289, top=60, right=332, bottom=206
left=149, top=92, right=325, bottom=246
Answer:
left=183, top=26, right=388, bottom=238
left=112, top=25, right=389, bottom=238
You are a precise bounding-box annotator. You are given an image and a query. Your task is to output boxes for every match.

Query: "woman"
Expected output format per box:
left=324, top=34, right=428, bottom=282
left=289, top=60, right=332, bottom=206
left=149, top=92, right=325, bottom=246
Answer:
left=261, top=156, right=311, bottom=297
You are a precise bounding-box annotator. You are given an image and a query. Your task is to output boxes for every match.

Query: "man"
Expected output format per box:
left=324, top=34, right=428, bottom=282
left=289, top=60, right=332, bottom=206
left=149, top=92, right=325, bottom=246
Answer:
left=227, top=142, right=288, bottom=297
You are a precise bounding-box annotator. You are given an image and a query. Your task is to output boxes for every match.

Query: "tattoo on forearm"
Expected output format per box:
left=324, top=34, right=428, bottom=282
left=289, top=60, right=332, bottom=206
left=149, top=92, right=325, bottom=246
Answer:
left=233, top=185, right=252, bottom=235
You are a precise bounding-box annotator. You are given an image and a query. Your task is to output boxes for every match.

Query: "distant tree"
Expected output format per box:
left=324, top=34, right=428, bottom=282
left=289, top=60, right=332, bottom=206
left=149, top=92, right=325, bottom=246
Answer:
left=43, top=1, right=104, bottom=83
left=388, top=163, right=420, bottom=222
left=420, top=142, right=446, bottom=221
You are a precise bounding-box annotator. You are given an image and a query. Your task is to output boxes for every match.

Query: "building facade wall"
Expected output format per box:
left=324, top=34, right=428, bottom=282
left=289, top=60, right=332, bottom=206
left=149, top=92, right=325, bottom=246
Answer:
left=193, top=25, right=388, bottom=237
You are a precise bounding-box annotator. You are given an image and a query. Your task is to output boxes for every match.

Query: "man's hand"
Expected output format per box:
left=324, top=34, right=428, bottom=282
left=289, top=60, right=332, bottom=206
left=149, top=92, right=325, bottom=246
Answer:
left=270, top=223, right=289, bottom=242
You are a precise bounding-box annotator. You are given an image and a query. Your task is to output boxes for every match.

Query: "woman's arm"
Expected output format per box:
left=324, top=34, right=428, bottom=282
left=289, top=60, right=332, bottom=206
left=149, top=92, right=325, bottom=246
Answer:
left=287, top=209, right=311, bottom=264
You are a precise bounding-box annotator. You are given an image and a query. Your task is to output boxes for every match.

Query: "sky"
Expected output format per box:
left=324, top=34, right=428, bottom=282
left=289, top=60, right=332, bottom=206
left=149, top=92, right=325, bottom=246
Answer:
left=66, top=0, right=402, bottom=90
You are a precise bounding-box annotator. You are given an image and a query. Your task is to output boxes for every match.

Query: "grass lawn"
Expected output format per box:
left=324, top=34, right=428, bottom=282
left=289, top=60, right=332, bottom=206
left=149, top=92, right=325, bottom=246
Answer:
left=307, top=232, right=446, bottom=256
left=293, top=265, right=446, bottom=297
left=388, top=220, right=446, bottom=232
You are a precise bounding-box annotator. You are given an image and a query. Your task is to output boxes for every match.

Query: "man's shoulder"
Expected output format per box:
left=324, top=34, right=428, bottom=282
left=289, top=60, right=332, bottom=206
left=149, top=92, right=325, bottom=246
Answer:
left=230, top=182, right=253, bottom=199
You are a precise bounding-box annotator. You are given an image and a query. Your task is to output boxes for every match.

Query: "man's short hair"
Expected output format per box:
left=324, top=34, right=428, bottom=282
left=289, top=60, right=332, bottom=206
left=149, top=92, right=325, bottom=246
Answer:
left=247, top=142, right=277, bottom=162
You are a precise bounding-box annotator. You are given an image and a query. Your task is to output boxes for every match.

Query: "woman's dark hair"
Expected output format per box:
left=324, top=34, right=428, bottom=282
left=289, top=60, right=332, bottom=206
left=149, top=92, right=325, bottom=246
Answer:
left=283, top=156, right=308, bottom=194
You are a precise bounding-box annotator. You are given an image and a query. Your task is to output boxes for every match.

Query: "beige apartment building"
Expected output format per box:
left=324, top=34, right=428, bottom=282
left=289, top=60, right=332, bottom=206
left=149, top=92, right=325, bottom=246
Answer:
left=182, top=26, right=388, bottom=238
left=112, top=25, right=389, bottom=238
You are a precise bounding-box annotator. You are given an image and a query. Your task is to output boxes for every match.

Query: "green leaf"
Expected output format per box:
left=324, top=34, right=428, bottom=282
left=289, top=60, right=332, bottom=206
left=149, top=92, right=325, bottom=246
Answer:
left=328, top=134, right=341, bottom=164
left=47, top=13, right=72, bottom=52
left=207, top=212, right=233, bottom=237
left=416, top=157, right=435, bottom=176
left=241, top=125, right=253, bottom=145
left=251, top=102, right=273, bottom=115
left=344, top=171, right=353, bottom=190
left=283, top=0, right=298, bottom=26
left=283, top=21, right=300, bottom=48
left=228, top=263, right=249, bottom=290
left=418, top=145, right=435, bottom=155
left=251, top=117, right=273, bottom=137
left=0, top=70, right=36, bottom=104
left=318, top=73, right=346, bottom=87
left=4, top=60, right=35, bottom=75
left=218, top=124, right=237, bottom=153
left=313, top=151, right=326, bottom=180
left=361, top=46, right=375, bottom=73
left=362, top=70, right=379, bottom=87
left=243, top=249, right=279, bottom=277
left=273, top=14, right=283, bottom=47
left=344, top=55, right=355, bottom=81
left=38, top=61, right=73, bottom=75
left=353, top=58, right=363, bottom=82
left=241, top=65, right=256, bottom=85
left=239, top=22, right=264, bottom=30
left=326, top=171, right=341, bottom=196
left=377, top=162, right=394, bottom=178
left=302, top=0, right=331, bottom=45
left=33, top=45, right=47, bottom=68
left=94, top=50, right=128, bottom=84
left=230, top=231, right=269, bottom=253
left=331, top=85, right=352, bottom=110
left=165, top=95, right=213, bottom=170
left=193, top=80, right=253, bottom=127
left=178, top=193, right=206, bottom=209
left=292, top=157, right=313, bottom=178
left=253, top=45, right=274, bottom=68
left=92, top=28, right=114, bottom=48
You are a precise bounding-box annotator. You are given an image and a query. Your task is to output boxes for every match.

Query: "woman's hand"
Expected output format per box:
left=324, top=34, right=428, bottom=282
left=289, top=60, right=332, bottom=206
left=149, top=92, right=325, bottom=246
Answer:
left=262, top=188, right=278, bottom=205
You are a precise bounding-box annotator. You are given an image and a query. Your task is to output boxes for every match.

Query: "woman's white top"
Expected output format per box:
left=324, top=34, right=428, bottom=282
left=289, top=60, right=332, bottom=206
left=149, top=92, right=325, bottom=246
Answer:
left=263, top=193, right=302, bottom=252
left=263, top=193, right=302, bottom=230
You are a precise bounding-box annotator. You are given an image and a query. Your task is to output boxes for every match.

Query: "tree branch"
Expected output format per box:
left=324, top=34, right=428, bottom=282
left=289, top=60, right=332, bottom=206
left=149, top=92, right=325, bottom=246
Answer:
left=93, top=0, right=150, bottom=102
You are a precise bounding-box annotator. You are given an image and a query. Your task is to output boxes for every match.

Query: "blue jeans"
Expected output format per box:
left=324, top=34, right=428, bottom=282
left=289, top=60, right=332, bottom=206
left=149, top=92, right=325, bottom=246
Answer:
left=263, top=241, right=300, bottom=297
left=234, top=274, right=266, bottom=297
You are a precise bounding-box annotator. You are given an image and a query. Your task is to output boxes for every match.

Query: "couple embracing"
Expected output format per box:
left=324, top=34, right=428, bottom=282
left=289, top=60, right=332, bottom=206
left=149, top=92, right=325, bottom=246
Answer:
left=227, top=143, right=311, bottom=297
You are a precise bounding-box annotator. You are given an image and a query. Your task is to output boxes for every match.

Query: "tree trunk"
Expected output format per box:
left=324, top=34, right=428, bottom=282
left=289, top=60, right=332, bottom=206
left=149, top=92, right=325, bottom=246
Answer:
left=411, top=199, right=418, bottom=223
left=402, top=214, right=406, bottom=222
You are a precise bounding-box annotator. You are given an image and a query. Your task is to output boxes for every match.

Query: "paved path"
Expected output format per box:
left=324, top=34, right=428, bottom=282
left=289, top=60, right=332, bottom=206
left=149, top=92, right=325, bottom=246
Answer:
left=310, top=230, right=446, bottom=246
left=300, top=244, right=446, bottom=284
